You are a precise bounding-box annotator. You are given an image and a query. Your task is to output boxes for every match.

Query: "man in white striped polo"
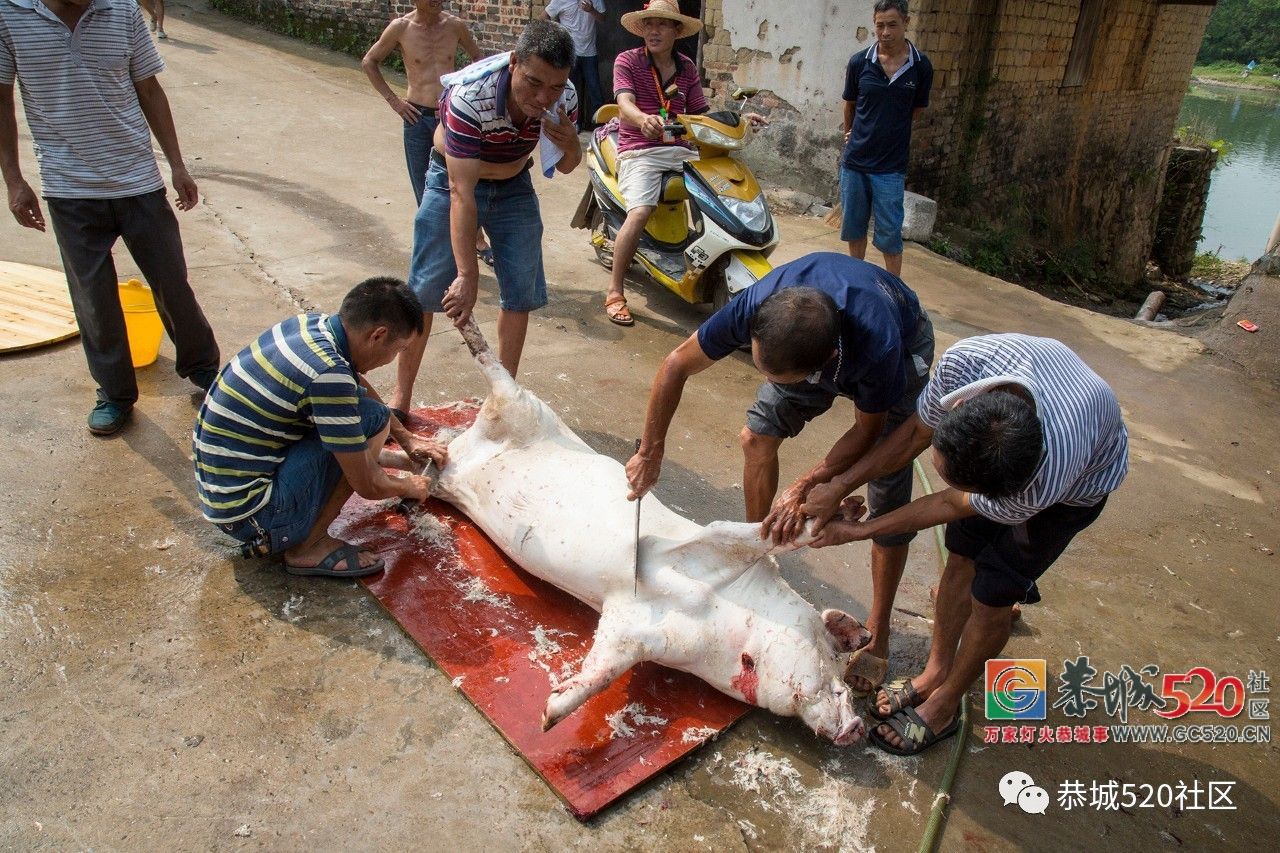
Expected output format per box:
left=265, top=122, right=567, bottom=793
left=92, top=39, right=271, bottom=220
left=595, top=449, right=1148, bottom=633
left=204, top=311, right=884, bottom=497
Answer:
left=790, top=334, right=1129, bottom=756
left=1, top=0, right=220, bottom=435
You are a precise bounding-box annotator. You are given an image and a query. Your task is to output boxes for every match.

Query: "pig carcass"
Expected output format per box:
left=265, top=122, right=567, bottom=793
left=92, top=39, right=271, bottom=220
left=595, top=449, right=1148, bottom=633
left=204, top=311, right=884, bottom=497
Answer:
left=427, top=321, right=867, bottom=745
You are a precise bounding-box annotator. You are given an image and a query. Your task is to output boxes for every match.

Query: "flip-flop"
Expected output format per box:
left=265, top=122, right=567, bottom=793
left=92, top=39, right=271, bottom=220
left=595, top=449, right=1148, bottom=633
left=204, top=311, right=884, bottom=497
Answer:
left=869, top=706, right=960, bottom=756
left=605, top=294, right=634, bottom=326
left=871, top=677, right=923, bottom=720
left=476, top=247, right=495, bottom=268
left=285, top=543, right=384, bottom=578
left=844, top=648, right=889, bottom=698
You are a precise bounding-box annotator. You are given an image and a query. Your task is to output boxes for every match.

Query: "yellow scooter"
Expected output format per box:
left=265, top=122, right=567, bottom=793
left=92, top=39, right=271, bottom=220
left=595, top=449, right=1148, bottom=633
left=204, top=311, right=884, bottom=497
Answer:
left=570, top=89, right=779, bottom=309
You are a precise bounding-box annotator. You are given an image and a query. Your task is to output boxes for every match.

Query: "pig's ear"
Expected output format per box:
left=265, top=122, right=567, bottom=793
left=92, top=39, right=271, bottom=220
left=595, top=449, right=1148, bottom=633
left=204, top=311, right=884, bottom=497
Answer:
left=821, top=609, right=871, bottom=653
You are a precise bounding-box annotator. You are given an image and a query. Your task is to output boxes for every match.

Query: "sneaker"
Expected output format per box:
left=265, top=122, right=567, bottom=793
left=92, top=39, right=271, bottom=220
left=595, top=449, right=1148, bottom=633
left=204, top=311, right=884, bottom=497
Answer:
left=189, top=368, right=219, bottom=392
left=157, top=28, right=167, bottom=40
left=88, top=401, right=132, bottom=436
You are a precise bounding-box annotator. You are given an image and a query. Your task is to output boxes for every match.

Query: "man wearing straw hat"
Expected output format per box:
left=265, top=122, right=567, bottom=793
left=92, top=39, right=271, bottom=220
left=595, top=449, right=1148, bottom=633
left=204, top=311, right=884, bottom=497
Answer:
left=604, top=0, right=764, bottom=327
left=1, top=0, right=220, bottom=436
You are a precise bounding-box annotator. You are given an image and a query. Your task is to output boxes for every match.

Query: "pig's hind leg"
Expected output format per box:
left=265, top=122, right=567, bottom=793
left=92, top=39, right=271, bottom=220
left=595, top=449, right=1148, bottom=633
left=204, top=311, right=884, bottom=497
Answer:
left=542, top=604, right=653, bottom=731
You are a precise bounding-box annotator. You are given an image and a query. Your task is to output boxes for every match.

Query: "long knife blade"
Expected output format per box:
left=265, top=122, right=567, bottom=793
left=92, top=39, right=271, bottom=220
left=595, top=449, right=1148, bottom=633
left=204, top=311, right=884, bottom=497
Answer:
left=633, top=438, right=642, bottom=595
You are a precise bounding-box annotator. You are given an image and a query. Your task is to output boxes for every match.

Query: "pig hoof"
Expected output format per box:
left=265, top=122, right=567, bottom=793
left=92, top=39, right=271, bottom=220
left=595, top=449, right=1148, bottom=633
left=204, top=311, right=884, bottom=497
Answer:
left=822, top=609, right=872, bottom=653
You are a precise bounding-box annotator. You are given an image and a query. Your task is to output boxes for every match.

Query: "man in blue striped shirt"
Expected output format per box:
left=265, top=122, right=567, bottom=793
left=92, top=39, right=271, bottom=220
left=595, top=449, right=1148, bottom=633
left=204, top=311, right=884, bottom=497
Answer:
left=1, top=0, right=220, bottom=435
left=194, top=278, right=446, bottom=578
left=790, top=334, right=1128, bottom=755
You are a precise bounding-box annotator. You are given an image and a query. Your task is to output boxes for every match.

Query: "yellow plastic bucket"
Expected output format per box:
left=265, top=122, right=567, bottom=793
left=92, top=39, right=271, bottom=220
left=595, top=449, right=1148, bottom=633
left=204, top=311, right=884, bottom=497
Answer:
left=118, top=279, right=163, bottom=368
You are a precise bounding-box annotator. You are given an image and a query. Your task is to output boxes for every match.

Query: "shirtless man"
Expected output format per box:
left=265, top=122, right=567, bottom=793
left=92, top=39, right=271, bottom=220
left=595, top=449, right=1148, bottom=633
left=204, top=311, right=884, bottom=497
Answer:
left=362, top=0, right=493, bottom=270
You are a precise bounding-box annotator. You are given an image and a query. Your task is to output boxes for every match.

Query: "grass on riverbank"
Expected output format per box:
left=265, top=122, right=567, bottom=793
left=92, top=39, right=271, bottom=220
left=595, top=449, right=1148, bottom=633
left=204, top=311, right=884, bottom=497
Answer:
left=1193, top=61, right=1280, bottom=90
left=1191, top=250, right=1252, bottom=283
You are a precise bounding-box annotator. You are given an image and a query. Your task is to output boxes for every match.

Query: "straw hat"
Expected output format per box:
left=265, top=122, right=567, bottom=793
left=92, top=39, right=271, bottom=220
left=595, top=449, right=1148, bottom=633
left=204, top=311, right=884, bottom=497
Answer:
left=621, top=0, right=703, bottom=38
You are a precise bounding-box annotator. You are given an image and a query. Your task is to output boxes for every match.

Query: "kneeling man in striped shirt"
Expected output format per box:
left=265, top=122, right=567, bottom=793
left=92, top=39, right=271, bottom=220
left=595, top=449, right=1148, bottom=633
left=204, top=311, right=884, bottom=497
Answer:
left=790, top=334, right=1129, bottom=756
left=193, top=278, right=446, bottom=578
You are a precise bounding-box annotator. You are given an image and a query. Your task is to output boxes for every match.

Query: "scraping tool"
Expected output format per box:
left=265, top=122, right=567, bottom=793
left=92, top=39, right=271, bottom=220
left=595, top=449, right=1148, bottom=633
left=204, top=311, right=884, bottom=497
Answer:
left=397, top=458, right=439, bottom=516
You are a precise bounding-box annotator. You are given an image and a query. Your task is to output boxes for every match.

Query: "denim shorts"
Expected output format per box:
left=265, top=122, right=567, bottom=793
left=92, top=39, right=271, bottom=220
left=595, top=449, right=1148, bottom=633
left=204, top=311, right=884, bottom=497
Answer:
left=946, top=497, right=1109, bottom=608
left=217, top=394, right=390, bottom=555
left=840, top=166, right=906, bottom=255
left=403, top=107, right=439, bottom=206
left=407, top=152, right=547, bottom=314
left=746, top=315, right=935, bottom=547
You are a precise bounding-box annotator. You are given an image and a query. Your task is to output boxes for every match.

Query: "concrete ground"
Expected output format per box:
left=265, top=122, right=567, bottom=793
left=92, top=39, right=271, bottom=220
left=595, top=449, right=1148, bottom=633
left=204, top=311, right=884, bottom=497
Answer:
left=1, top=4, right=1277, bottom=850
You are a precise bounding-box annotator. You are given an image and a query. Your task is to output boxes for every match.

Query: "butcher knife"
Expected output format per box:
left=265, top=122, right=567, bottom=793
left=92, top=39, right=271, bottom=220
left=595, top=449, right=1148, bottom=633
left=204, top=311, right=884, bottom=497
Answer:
left=633, top=438, right=642, bottom=594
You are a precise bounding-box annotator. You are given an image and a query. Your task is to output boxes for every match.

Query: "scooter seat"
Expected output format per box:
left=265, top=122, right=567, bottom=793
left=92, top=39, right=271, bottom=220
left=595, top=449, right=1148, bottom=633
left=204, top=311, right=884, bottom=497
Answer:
left=660, top=171, right=688, bottom=203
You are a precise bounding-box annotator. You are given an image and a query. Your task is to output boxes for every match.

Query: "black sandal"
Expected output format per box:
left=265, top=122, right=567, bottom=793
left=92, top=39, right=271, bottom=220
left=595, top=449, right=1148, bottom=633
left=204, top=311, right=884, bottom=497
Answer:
left=871, top=677, right=922, bottom=720
left=285, top=543, right=384, bottom=578
left=869, top=706, right=960, bottom=756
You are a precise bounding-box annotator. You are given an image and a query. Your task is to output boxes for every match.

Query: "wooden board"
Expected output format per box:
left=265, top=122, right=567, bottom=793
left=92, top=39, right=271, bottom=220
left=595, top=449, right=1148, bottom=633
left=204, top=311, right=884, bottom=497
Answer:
left=0, top=261, right=78, bottom=354
left=333, top=403, right=750, bottom=820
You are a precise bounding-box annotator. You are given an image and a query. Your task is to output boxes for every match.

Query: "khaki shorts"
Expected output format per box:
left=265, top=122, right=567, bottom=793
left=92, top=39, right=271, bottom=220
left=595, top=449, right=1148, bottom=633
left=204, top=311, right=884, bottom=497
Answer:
left=617, top=145, right=697, bottom=211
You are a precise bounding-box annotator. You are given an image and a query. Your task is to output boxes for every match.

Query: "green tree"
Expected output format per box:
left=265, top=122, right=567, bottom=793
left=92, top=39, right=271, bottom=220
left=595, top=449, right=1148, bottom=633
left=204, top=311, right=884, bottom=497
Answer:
left=1198, top=0, right=1280, bottom=65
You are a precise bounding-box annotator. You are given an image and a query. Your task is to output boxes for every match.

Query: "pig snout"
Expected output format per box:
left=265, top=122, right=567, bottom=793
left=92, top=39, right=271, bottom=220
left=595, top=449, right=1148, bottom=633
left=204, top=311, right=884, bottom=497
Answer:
left=801, top=678, right=864, bottom=746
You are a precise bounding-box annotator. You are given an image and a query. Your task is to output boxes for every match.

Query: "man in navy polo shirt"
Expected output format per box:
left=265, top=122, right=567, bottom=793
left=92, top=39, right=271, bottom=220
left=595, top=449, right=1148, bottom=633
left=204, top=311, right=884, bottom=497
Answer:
left=625, top=252, right=935, bottom=696
left=841, top=0, right=932, bottom=278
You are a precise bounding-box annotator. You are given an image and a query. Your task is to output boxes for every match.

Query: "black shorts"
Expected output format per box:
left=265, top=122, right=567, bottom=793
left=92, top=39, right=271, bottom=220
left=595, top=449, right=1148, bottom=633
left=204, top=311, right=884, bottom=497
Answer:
left=944, top=497, right=1108, bottom=608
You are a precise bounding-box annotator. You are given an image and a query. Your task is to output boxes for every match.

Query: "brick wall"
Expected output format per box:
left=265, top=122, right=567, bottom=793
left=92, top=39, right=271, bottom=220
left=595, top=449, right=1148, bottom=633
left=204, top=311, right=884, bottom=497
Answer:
left=209, top=0, right=542, bottom=61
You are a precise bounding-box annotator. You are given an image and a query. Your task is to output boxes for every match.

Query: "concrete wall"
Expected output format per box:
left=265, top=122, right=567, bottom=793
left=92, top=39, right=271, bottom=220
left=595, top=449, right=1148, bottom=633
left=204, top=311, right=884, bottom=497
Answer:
left=700, top=1, right=876, bottom=196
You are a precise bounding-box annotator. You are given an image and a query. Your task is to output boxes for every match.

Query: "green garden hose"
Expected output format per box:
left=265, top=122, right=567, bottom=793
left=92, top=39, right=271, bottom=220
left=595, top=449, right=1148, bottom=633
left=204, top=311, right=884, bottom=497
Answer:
left=912, top=458, right=967, bottom=853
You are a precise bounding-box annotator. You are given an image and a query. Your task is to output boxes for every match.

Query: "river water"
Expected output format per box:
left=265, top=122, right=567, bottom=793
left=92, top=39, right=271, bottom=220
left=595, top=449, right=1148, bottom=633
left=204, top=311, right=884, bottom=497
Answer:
left=1177, top=83, right=1280, bottom=262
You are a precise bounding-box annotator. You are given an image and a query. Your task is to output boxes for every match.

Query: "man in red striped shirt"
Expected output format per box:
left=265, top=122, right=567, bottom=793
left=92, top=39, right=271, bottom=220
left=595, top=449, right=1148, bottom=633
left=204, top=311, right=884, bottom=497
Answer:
left=392, top=20, right=582, bottom=414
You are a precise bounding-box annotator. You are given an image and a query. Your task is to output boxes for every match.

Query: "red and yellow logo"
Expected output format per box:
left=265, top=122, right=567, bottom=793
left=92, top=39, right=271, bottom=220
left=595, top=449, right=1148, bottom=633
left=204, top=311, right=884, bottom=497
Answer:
left=986, top=659, right=1047, bottom=720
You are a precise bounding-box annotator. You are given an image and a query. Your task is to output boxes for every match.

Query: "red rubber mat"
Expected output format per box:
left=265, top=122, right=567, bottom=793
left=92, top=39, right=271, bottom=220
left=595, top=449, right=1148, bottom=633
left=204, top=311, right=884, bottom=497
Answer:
left=332, top=403, right=750, bottom=820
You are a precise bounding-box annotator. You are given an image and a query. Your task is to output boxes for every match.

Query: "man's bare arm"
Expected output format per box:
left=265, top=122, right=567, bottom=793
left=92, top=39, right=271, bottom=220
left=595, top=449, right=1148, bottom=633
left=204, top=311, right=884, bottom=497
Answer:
left=133, top=75, right=198, bottom=210
left=1, top=83, right=44, bottom=231
left=625, top=334, right=716, bottom=499
left=455, top=18, right=483, bottom=62
left=617, top=91, right=663, bottom=140
left=811, top=488, right=974, bottom=549
left=801, top=412, right=936, bottom=531
left=761, top=407, right=887, bottom=544
left=334, top=446, right=429, bottom=501
left=439, top=154, right=482, bottom=326
left=843, top=100, right=854, bottom=142
left=362, top=20, right=421, bottom=123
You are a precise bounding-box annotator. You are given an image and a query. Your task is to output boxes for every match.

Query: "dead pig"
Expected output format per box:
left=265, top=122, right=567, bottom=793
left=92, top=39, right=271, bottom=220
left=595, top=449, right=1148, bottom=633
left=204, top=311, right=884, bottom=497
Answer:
left=428, top=320, right=867, bottom=745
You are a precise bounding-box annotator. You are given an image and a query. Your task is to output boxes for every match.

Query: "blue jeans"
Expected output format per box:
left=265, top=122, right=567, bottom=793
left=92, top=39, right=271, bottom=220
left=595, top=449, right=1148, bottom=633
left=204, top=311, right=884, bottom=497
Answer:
left=216, top=394, right=390, bottom=554
left=403, top=107, right=439, bottom=205
left=576, top=55, right=602, bottom=129
left=407, top=152, right=547, bottom=313
left=840, top=166, right=906, bottom=255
